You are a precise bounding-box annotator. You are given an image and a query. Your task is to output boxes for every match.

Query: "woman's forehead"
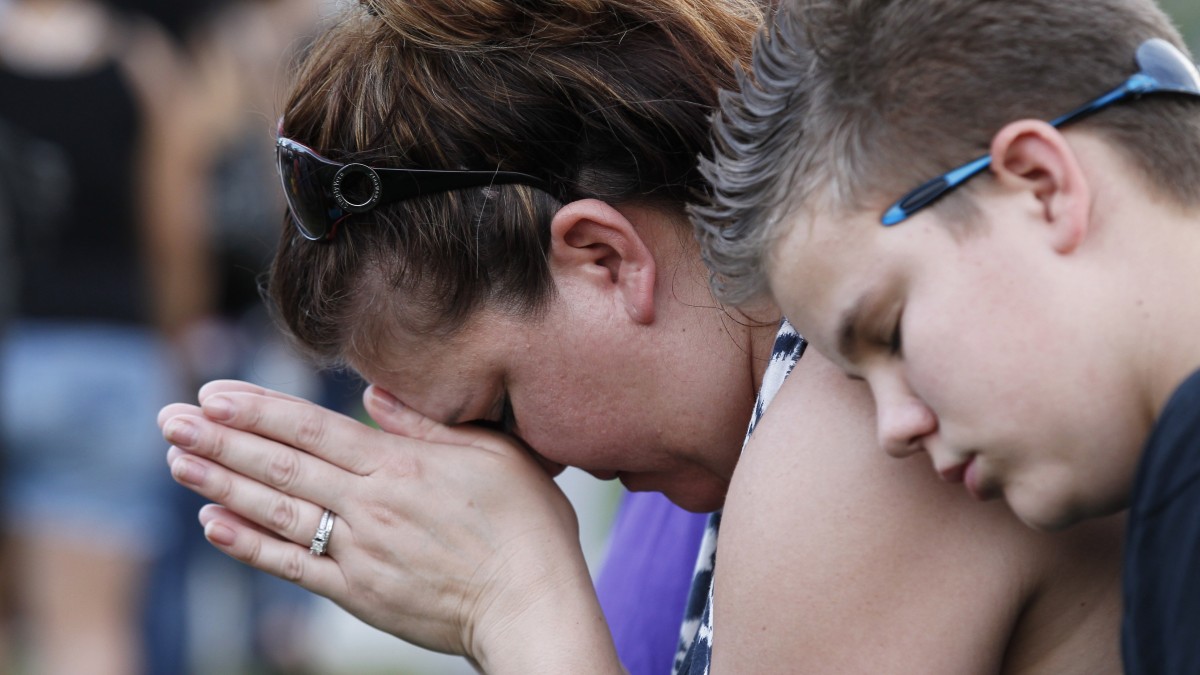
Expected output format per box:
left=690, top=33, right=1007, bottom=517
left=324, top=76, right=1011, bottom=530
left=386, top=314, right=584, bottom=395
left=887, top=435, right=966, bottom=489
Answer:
left=356, top=358, right=494, bottom=425
left=349, top=314, right=515, bottom=424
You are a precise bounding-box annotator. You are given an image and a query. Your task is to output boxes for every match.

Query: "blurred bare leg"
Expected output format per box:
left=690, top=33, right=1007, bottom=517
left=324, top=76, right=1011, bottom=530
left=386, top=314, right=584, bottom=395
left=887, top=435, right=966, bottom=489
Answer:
left=0, top=534, right=12, bottom=672
left=15, top=533, right=145, bottom=675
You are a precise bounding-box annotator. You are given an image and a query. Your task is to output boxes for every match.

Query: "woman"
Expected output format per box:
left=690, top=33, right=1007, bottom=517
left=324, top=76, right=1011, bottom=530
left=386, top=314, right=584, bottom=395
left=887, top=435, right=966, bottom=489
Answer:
left=160, top=0, right=1124, bottom=672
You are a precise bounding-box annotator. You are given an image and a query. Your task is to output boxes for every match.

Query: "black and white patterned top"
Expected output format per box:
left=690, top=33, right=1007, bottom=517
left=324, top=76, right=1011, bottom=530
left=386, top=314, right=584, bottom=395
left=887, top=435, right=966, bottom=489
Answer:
left=673, top=320, right=806, bottom=675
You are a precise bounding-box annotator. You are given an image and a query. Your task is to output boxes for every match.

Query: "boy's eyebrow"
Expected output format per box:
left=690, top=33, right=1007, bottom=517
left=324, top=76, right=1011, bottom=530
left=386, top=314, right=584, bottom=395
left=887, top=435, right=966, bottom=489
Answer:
left=836, top=296, right=866, bottom=362
left=836, top=287, right=885, bottom=363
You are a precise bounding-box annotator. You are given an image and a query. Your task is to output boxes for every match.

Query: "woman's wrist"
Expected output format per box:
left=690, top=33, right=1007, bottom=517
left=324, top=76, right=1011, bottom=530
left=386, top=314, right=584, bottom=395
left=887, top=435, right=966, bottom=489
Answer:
left=468, top=550, right=623, bottom=674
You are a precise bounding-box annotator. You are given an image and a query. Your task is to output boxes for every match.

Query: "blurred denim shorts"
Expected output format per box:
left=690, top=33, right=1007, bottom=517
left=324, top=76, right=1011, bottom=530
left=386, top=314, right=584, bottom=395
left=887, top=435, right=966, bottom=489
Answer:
left=1, top=320, right=183, bottom=556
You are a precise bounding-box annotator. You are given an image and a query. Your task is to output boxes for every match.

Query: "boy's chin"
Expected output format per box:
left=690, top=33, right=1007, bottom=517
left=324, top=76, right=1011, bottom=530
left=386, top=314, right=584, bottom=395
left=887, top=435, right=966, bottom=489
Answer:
left=1009, top=489, right=1126, bottom=532
left=1014, top=508, right=1085, bottom=532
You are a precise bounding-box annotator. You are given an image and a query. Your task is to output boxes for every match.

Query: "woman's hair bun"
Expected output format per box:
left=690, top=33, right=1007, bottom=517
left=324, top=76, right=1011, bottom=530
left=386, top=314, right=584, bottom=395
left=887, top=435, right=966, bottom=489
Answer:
left=275, top=0, right=763, bottom=356
left=354, top=0, right=649, bottom=49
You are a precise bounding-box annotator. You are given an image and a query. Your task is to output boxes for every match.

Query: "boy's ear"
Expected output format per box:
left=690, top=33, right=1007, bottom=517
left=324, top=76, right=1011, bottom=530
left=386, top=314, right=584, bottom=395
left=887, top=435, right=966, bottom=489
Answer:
left=548, top=199, right=657, bottom=324
left=989, top=120, right=1093, bottom=254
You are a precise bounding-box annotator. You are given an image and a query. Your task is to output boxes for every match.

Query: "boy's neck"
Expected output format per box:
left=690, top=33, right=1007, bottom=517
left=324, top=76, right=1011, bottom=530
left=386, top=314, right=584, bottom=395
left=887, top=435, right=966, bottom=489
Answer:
left=1126, top=205, right=1200, bottom=419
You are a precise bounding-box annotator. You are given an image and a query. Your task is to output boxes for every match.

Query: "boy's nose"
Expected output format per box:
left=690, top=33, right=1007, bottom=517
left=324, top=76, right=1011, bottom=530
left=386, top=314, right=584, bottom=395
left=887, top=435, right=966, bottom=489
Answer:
left=874, top=389, right=938, bottom=458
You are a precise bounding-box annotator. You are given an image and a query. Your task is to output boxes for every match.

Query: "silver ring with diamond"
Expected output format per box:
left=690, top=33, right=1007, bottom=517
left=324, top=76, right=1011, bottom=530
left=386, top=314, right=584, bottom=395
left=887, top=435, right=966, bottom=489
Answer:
left=309, top=508, right=335, bottom=556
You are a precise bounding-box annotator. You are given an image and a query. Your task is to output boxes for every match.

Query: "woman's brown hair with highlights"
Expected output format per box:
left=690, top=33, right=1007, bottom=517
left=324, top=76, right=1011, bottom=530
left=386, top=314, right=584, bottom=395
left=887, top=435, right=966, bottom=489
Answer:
left=269, top=0, right=763, bottom=368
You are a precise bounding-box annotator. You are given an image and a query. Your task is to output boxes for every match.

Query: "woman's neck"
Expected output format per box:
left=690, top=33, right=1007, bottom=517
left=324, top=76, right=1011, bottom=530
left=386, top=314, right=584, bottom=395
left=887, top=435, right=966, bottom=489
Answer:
left=742, top=300, right=782, bottom=392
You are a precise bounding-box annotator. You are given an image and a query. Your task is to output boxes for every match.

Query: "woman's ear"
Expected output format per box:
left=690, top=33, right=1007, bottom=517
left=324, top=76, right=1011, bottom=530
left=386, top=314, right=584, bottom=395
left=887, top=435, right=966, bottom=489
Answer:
left=548, top=199, right=657, bottom=324
left=989, top=120, right=1093, bottom=254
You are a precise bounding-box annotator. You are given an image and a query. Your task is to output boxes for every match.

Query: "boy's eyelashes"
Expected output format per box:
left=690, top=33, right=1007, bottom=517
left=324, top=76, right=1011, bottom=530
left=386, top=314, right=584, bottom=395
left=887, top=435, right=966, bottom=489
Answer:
left=839, top=318, right=903, bottom=382
left=888, top=309, right=904, bottom=357
left=855, top=307, right=905, bottom=360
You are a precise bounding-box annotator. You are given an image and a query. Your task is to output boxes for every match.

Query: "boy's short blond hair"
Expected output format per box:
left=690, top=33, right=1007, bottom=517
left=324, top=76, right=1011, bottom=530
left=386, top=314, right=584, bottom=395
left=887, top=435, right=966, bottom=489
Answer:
left=695, top=0, right=1200, bottom=305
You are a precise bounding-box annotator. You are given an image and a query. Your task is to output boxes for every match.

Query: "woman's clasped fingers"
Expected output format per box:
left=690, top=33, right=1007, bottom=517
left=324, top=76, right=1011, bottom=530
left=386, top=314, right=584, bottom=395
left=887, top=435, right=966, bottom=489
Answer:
left=196, top=390, right=387, bottom=476
left=165, top=441, right=339, bottom=551
left=160, top=385, right=596, bottom=658
left=157, top=401, right=201, bottom=427
left=162, top=406, right=348, bottom=513
left=197, top=503, right=349, bottom=599
left=198, top=379, right=313, bottom=403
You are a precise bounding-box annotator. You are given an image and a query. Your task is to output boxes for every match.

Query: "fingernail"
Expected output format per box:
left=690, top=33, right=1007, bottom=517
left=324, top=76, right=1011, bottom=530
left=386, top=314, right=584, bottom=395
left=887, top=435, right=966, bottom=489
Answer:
left=205, top=520, right=236, bottom=546
left=171, top=456, right=206, bottom=485
left=165, top=419, right=198, bottom=447
left=203, top=396, right=234, bottom=421
left=370, top=386, right=402, bottom=411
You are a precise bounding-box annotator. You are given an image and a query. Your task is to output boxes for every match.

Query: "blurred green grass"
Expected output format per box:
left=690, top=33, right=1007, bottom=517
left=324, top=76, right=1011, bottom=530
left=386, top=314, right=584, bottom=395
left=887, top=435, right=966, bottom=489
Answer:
left=1162, top=0, right=1200, bottom=51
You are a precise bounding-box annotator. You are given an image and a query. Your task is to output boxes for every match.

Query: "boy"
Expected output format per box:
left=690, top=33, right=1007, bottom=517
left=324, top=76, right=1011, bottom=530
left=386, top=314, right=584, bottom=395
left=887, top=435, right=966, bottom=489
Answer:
left=693, top=0, right=1200, bottom=672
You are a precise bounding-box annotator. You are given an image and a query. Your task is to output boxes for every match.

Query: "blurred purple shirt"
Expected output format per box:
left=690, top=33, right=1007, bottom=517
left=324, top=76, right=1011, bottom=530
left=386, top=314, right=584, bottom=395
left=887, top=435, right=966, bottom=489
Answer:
left=594, top=490, right=710, bottom=675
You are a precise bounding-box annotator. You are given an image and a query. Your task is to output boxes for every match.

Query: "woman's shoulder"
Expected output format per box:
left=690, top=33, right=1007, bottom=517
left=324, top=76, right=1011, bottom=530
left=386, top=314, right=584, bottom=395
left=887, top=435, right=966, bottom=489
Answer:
left=712, top=347, right=1123, bottom=673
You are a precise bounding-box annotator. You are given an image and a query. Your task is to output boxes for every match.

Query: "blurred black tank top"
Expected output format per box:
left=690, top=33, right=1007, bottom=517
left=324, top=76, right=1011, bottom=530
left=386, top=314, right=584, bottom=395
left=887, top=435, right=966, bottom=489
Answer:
left=0, top=56, right=150, bottom=323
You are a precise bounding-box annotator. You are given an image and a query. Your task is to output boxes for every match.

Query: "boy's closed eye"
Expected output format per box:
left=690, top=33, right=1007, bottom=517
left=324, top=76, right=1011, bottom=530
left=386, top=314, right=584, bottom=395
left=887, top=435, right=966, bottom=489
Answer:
left=887, top=307, right=904, bottom=357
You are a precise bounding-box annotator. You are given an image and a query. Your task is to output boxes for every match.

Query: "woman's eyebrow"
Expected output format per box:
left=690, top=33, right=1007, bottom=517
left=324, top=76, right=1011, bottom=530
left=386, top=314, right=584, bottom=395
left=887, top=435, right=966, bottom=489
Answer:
left=449, top=387, right=502, bottom=427
left=445, top=399, right=472, bottom=426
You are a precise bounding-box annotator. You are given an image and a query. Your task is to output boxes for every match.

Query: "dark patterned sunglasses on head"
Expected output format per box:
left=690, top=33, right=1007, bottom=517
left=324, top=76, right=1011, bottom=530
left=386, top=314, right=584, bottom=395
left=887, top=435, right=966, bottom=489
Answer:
left=276, top=136, right=552, bottom=241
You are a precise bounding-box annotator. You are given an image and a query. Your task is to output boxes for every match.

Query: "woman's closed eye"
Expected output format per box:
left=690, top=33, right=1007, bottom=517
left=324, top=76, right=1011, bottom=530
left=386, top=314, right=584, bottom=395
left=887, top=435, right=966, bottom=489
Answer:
left=467, top=396, right=517, bottom=435
left=498, top=396, right=517, bottom=434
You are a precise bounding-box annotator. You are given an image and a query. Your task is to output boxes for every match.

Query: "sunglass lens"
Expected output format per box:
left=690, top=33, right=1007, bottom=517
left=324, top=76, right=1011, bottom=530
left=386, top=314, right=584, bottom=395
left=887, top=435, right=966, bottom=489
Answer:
left=1138, top=38, right=1200, bottom=95
left=277, top=141, right=340, bottom=240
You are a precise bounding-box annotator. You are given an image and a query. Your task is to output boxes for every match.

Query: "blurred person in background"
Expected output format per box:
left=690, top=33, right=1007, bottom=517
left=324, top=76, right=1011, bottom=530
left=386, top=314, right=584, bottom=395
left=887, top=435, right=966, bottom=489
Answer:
left=0, top=111, right=14, bottom=675
left=138, top=2, right=338, bottom=672
left=0, top=0, right=213, bottom=672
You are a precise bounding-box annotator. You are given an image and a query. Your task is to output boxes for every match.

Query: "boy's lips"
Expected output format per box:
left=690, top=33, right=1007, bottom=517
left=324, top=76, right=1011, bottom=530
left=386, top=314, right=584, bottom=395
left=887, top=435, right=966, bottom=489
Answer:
left=938, top=453, right=996, bottom=502
left=936, top=453, right=991, bottom=501
left=962, top=456, right=985, bottom=501
left=937, top=457, right=969, bottom=484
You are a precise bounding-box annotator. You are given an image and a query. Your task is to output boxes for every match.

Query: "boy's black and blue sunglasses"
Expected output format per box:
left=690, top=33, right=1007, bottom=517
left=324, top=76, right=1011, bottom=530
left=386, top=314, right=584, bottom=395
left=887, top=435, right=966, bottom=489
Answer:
left=882, top=38, right=1200, bottom=226
left=276, top=136, right=553, bottom=241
